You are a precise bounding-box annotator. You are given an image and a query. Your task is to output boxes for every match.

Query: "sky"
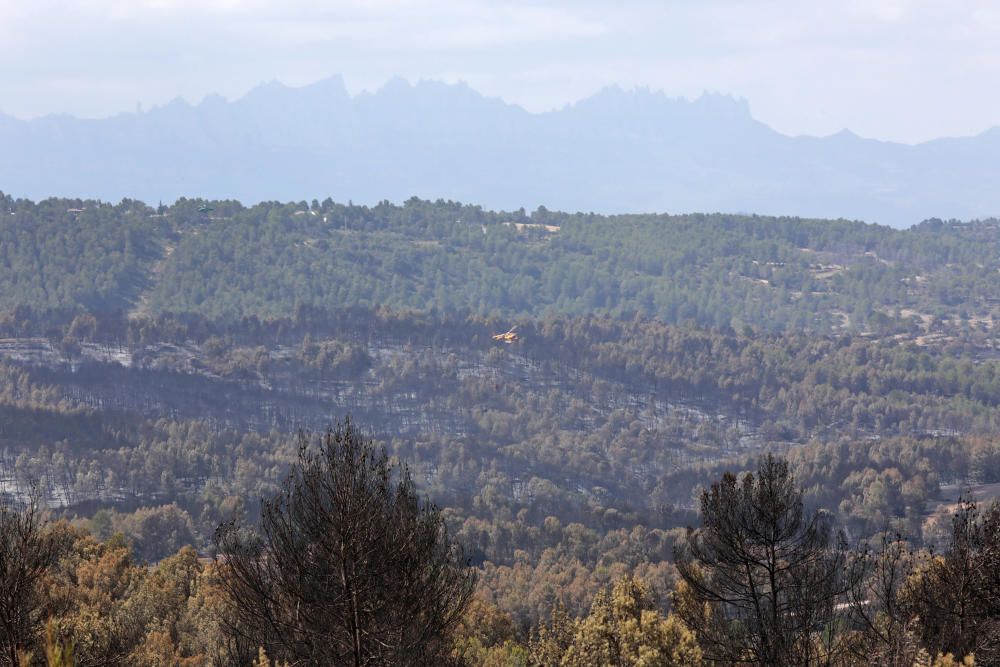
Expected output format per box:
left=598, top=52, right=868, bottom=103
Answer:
left=1, top=0, right=998, bottom=144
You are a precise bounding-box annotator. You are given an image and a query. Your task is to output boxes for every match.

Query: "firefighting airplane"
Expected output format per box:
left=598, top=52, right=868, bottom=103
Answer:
left=492, top=327, right=519, bottom=343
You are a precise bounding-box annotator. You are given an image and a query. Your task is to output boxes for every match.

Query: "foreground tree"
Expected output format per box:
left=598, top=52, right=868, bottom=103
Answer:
left=844, top=534, right=922, bottom=666
left=215, top=419, right=476, bottom=666
left=674, top=454, right=849, bottom=666
left=528, top=576, right=701, bottom=667
left=907, top=500, right=1000, bottom=663
left=0, top=494, right=57, bottom=667
left=561, top=576, right=701, bottom=667
left=450, top=597, right=529, bottom=666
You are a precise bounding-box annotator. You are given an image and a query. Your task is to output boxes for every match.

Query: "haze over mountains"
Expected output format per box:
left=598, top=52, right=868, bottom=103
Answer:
left=3, top=74, right=1000, bottom=227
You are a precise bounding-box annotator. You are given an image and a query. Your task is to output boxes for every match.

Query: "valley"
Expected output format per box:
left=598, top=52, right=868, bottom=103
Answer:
left=3, top=194, right=1000, bottom=636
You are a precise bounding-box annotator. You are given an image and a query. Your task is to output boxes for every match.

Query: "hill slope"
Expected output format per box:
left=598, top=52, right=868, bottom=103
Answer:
left=2, top=195, right=1000, bottom=335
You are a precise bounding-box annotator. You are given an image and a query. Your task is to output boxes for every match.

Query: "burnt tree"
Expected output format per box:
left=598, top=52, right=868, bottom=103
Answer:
left=675, top=454, right=849, bottom=666
left=0, top=492, right=57, bottom=667
left=908, top=500, right=1000, bottom=663
left=215, top=418, right=475, bottom=666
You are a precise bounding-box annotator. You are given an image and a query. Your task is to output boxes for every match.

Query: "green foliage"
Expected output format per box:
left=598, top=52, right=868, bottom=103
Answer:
left=0, top=198, right=163, bottom=312
left=4, top=195, right=1000, bottom=334
left=529, top=576, right=701, bottom=667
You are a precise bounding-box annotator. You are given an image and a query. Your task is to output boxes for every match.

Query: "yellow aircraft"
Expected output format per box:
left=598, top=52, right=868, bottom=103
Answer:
left=492, top=326, right=519, bottom=343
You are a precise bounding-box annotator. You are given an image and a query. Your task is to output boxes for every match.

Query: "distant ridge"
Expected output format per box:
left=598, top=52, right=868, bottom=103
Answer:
left=3, top=75, right=1000, bottom=227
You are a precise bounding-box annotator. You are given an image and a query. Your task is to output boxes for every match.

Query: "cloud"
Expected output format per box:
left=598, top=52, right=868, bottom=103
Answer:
left=225, top=3, right=604, bottom=49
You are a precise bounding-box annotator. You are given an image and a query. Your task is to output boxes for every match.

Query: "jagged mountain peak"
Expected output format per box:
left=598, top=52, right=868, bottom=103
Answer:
left=1, top=75, right=999, bottom=226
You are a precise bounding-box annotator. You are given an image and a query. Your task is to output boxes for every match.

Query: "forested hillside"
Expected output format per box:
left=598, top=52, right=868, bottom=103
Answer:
left=3, top=194, right=1000, bottom=664
left=2, top=306, right=1000, bottom=632
left=2, top=194, right=1000, bottom=333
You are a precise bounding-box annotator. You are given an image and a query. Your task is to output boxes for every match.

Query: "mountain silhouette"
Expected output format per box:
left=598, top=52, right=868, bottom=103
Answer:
left=3, top=75, right=999, bottom=226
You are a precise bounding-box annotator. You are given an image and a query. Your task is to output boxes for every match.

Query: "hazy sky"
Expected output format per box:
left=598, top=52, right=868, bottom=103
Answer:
left=1, top=0, right=998, bottom=143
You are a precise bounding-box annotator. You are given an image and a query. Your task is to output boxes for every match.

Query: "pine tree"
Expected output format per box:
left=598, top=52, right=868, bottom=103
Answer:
left=215, top=419, right=476, bottom=666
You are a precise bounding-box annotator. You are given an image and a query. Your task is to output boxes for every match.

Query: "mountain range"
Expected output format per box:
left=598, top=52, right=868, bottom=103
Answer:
left=3, top=75, right=1000, bottom=227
